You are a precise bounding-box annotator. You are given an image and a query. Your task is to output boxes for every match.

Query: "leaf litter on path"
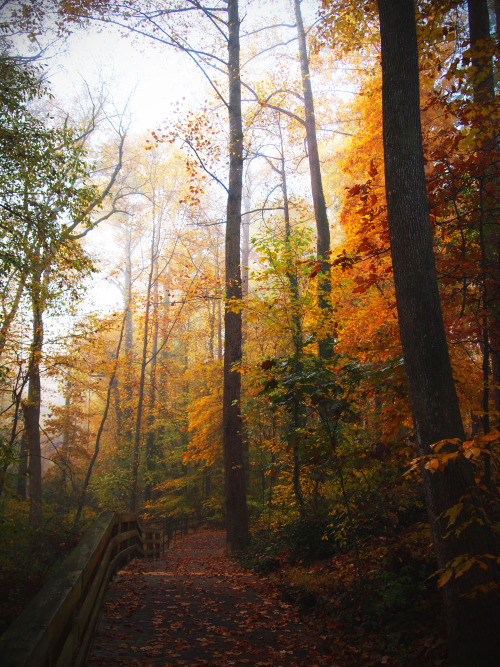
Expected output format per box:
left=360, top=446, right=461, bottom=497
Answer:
left=87, top=530, right=335, bottom=666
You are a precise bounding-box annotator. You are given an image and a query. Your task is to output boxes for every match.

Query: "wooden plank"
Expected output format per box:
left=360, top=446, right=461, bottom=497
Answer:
left=0, top=512, right=144, bottom=667
left=61, top=536, right=143, bottom=667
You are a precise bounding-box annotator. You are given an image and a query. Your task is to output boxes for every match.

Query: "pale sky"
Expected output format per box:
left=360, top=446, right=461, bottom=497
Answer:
left=42, top=23, right=211, bottom=315
left=47, top=23, right=207, bottom=134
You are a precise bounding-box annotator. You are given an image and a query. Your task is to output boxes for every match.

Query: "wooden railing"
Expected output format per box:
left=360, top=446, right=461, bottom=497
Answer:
left=0, top=512, right=144, bottom=667
left=0, top=512, right=195, bottom=666
left=165, top=514, right=191, bottom=549
left=142, top=514, right=194, bottom=557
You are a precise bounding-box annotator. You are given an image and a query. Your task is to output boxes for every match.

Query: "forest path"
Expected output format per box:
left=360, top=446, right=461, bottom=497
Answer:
left=87, top=530, right=335, bottom=667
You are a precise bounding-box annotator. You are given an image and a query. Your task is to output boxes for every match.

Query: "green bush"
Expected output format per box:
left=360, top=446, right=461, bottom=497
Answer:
left=0, top=501, right=82, bottom=634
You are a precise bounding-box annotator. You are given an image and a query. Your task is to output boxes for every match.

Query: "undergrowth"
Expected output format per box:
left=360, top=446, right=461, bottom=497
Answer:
left=0, top=500, right=87, bottom=634
left=240, top=519, right=447, bottom=665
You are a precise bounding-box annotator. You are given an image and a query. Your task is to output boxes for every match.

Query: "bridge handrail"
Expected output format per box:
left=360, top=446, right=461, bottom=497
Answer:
left=0, top=511, right=143, bottom=667
left=142, top=513, right=196, bottom=556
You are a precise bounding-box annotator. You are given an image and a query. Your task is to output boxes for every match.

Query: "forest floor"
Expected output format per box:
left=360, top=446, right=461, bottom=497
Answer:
left=86, top=528, right=446, bottom=666
left=87, top=530, right=337, bottom=666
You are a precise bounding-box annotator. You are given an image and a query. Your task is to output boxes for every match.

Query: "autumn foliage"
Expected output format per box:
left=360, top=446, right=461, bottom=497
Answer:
left=0, top=0, right=499, bottom=664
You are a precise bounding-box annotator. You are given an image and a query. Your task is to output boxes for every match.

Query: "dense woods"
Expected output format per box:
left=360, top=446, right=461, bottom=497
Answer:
left=0, top=0, right=499, bottom=664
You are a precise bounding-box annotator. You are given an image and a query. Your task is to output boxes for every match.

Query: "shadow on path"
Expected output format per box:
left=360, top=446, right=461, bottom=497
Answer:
left=87, top=530, right=335, bottom=666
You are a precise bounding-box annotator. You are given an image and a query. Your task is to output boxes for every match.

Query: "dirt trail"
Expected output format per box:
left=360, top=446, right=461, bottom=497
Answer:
left=87, top=530, right=335, bottom=666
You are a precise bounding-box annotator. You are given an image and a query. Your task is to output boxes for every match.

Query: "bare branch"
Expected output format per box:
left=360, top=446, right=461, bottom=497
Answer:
left=241, top=23, right=296, bottom=38
left=242, top=37, right=298, bottom=69
left=179, top=137, right=229, bottom=195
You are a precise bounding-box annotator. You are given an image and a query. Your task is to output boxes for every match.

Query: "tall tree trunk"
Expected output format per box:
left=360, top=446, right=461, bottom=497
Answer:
left=208, top=299, right=215, bottom=360
left=467, top=0, right=500, bottom=420
left=241, top=171, right=252, bottom=481
left=280, top=140, right=305, bottom=514
left=495, top=0, right=500, bottom=56
left=468, top=0, right=499, bottom=491
left=0, top=275, right=26, bottom=358
left=123, top=226, right=135, bottom=456
left=241, top=169, right=251, bottom=306
left=16, top=431, right=28, bottom=499
left=223, top=0, right=249, bottom=552
left=216, top=246, right=223, bottom=361
left=377, top=1, right=500, bottom=664
left=74, top=311, right=127, bottom=529
left=112, top=373, right=123, bottom=446
left=293, top=0, right=332, bottom=359
left=145, top=241, right=159, bottom=503
left=241, top=168, right=251, bottom=361
left=23, top=270, right=44, bottom=530
left=0, top=381, right=26, bottom=499
left=130, top=225, right=157, bottom=513
left=0, top=391, right=24, bottom=499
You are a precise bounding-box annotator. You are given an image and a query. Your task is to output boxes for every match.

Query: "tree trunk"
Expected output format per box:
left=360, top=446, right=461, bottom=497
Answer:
left=130, top=224, right=157, bottom=513
left=112, top=373, right=123, bottom=446
left=241, top=167, right=251, bottom=359
left=0, top=275, right=26, bottom=358
left=241, top=171, right=251, bottom=305
left=496, top=0, right=500, bottom=56
left=377, top=1, right=499, bottom=663
left=280, top=141, right=306, bottom=514
left=208, top=299, right=215, bottom=360
left=216, top=248, right=223, bottom=361
left=468, top=0, right=495, bottom=102
left=23, top=272, right=44, bottom=530
left=74, top=311, right=127, bottom=529
left=467, top=0, right=500, bottom=419
left=241, top=173, right=252, bottom=482
left=16, top=431, right=28, bottom=499
left=223, top=0, right=249, bottom=552
left=123, top=225, right=135, bottom=456
left=145, top=241, right=159, bottom=502
left=468, top=0, right=499, bottom=490
left=293, top=0, right=332, bottom=359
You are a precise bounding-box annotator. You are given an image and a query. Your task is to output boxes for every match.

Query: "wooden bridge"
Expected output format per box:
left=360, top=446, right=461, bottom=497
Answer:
left=0, top=515, right=332, bottom=667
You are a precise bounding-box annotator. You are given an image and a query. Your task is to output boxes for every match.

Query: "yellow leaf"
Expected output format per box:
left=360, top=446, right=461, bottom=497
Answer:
left=438, top=568, right=453, bottom=587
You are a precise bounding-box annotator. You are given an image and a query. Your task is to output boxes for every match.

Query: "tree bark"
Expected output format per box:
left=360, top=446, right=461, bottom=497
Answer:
left=281, top=139, right=305, bottom=514
left=216, top=248, right=223, bottom=361
left=241, top=171, right=251, bottom=306
left=74, top=311, right=127, bottom=528
left=293, top=0, right=332, bottom=359
left=16, top=431, right=28, bottom=499
left=241, top=172, right=251, bottom=481
left=0, top=275, right=26, bottom=359
left=468, top=0, right=495, bottom=102
left=377, top=0, right=500, bottom=663
left=467, top=0, right=500, bottom=418
left=130, top=223, right=157, bottom=513
left=23, top=269, right=44, bottom=530
left=123, top=224, right=135, bottom=455
left=145, top=237, right=159, bottom=502
left=223, top=0, right=249, bottom=552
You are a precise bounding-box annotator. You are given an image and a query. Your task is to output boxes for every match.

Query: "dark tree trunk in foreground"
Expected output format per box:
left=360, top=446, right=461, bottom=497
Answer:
left=377, top=0, right=499, bottom=664
left=293, top=0, right=332, bottom=359
left=223, top=0, right=249, bottom=552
